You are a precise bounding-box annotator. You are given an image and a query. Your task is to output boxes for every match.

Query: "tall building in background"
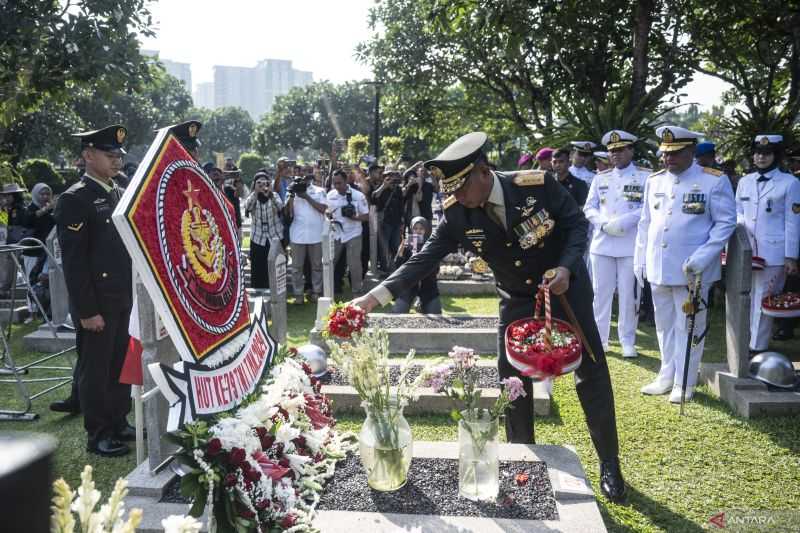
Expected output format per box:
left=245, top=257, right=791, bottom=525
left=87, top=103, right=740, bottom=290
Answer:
left=213, top=59, right=313, bottom=119
left=141, top=50, right=192, bottom=93
left=193, top=82, right=215, bottom=110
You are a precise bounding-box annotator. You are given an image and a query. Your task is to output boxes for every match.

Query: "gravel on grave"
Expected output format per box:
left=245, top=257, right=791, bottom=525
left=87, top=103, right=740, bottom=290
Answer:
left=321, top=364, right=499, bottom=389
left=367, top=315, right=498, bottom=330
left=317, top=455, right=557, bottom=521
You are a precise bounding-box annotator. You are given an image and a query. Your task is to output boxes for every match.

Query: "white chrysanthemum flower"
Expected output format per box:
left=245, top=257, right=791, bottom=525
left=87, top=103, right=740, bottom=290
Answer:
left=286, top=453, right=312, bottom=474
left=161, top=514, right=203, bottom=533
left=275, top=423, right=301, bottom=451
left=211, top=417, right=260, bottom=454
left=302, top=427, right=329, bottom=454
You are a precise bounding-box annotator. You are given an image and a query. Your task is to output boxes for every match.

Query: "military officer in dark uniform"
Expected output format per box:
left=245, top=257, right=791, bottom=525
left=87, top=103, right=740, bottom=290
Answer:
left=354, top=132, right=626, bottom=502
left=552, top=146, right=590, bottom=207
left=53, top=124, right=134, bottom=457
left=159, top=119, right=203, bottom=161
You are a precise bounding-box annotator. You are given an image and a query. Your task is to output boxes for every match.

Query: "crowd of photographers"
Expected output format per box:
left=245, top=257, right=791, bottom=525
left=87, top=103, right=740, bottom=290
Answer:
left=238, top=157, right=443, bottom=305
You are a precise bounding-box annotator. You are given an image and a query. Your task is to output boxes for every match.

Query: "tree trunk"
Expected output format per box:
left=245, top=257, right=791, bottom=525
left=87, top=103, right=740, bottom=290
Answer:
left=629, top=0, right=654, bottom=114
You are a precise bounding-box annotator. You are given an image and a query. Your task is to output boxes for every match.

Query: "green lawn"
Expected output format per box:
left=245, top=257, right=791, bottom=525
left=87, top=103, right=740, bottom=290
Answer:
left=1, top=295, right=799, bottom=532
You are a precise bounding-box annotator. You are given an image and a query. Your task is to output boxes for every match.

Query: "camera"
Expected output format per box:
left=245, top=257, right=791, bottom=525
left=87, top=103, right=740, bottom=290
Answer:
left=341, top=192, right=356, bottom=218
left=287, top=176, right=307, bottom=195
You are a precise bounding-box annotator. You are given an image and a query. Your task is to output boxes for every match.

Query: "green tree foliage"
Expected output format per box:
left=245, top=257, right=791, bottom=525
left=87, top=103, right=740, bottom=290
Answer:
left=237, top=152, right=265, bottom=184
left=347, top=134, right=370, bottom=163
left=18, top=159, right=66, bottom=192
left=201, top=107, right=254, bottom=162
left=689, top=0, right=800, bottom=155
left=252, top=82, right=399, bottom=159
left=358, top=0, right=697, bottom=148
left=380, top=136, right=404, bottom=165
left=0, top=162, right=25, bottom=189
left=8, top=63, right=193, bottom=165
left=0, top=0, right=154, bottom=161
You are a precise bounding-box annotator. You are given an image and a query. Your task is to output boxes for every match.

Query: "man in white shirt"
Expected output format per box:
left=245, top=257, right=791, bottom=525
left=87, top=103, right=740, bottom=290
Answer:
left=327, top=169, right=370, bottom=294
left=569, top=141, right=598, bottom=185
left=584, top=130, right=650, bottom=357
left=285, top=175, right=328, bottom=303
left=735, top=134, right=800, bottom=352
left=634, top=126, right=736, bottom=403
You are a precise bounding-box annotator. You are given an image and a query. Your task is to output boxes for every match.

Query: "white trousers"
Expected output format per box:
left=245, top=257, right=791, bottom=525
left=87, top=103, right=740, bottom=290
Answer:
left=749, top=266, right=786, bottom=351
left=651, top=283, right=710, bottom=391
left=590, top=254, right=638, bottom=349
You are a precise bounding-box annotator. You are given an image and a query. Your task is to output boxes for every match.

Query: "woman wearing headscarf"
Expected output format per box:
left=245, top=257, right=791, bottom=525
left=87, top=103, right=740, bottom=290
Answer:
left=22, top=183, right=56, bottom=317
left=391, top=216, right=441, bottom=314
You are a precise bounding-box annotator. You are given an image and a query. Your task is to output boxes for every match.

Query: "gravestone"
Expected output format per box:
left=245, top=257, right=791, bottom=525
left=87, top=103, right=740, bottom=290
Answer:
left=267, top=237, right=287, bottom=344
left=45, top=227, right=70, bottom=327
left=369, top=205, right=378, bottom=276
left=321, top=218, right=335, bottom=299
left=725, top=225, right=752, bottom=378
left=136, top=281, right=180, bottom=472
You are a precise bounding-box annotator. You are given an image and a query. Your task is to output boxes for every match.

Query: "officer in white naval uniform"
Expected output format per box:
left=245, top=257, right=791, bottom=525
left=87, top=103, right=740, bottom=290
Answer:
left=570, top=141, right=597, bottom=185
left=584, top=130, right=650, bottom=358
left=634, top=126, right=736, bottom=403
left=735, top=134, right=800, bottom=352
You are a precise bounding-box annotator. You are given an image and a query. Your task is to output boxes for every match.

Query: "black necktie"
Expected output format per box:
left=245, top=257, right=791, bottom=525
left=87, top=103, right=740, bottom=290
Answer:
left=757, top=174, right=770, bottom=182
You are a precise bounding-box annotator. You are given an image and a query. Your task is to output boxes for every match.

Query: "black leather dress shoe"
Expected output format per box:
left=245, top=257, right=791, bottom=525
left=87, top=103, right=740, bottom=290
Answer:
left=600, top=458, right=627, bottom=503
left=114, top=424, right=142, bottom=442
left=87, top=437, right=130, bottom=457
left=49, top=399, right=80, bottom=414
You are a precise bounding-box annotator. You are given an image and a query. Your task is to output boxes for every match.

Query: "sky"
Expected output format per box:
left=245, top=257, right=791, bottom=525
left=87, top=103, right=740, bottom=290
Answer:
left=141, top=0, right=729, bottom=110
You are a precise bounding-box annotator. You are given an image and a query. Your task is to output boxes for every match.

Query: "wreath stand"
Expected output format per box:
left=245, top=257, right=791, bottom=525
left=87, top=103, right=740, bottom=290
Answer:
left=0, top=238, right=76, bottom=421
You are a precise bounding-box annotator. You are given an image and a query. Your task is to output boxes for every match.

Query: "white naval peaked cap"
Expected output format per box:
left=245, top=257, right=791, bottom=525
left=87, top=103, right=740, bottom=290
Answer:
left=593, top=151, right=609, bottom=162
left=570, top=141, right=598, bottom=153
left=655, top=125, right=703, bottom=153
left=754, top=134, right=783, bottom=146
left=601, top=130, right=637, bottom=150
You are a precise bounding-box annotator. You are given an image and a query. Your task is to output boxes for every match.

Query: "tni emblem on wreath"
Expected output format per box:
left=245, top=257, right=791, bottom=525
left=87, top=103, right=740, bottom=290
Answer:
left=181, top=180, right=225, bottom=285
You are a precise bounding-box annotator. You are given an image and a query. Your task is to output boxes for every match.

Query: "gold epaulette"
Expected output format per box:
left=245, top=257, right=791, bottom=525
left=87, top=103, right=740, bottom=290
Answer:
left=648, top=169, right=666, bottom=179
left=443, top=195, right=458, bottom=209
left=512, top=170, right=546, bottom=186
left=703, top=166, right=724, bottom=176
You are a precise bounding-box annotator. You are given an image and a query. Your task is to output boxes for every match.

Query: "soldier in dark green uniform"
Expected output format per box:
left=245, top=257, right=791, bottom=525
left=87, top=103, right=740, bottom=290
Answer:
left=354, top=132, right=626, bottom=502
left=53, top=124, right=134, bottom=457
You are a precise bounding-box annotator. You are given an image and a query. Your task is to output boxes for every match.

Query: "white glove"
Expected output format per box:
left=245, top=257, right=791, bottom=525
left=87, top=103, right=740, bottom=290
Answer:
left=603, top=219, right=625, bottom=237
left=634, top=264, right=645, bottom=287
left=683, top=256, right=702, bottom=276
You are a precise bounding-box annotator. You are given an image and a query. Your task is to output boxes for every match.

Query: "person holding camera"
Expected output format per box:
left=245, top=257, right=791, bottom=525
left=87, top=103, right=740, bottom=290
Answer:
left=373, top=169, right=406, bottom=272
left=327, top=169, right=369, bottom=294
left=403, top=162, right=434, bottom=224
left=245, top=171, right=285, bottom=289
left=285, top=174, right=328, bottom=304
left=392, top=216, right=441, bottom=314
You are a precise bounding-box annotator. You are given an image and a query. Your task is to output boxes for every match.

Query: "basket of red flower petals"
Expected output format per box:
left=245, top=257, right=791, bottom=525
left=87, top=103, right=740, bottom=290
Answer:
left=504, top=285, right=583, bottom=379
left=762, top=292, right=800, bottom=318
left=324, top=302, right=367, bottom=339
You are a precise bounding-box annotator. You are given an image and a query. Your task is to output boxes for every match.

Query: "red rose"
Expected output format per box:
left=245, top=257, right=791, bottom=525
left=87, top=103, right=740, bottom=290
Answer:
left=260, top=434, right=275, bottom=450
left=280, top=514, right=298, bottom=528
left=228, top=447, right=246, bottom=467
left=224, top=473, right=237, bottom=487
left=239, top=508, right=255, bottom=519
left=245, top=468, right=262, bottom=482
left=255, top=499, right=269, bottom=511
left=279, top=457, right=290, bottom=468
left=515, top=472, right=530, bottom=486
left=206, top=438, right=222, bottom=457
left=255, top=427, right=267, bottom=439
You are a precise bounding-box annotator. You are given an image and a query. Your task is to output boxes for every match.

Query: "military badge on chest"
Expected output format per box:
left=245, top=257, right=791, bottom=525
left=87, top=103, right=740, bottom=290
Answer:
left=682, top=192, right=706, bottom=214
left=465, top=228, right=486, bottom=253
left=623, top=183, right=643, bottom=203
left=513, top=209, right=555, bottom=249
